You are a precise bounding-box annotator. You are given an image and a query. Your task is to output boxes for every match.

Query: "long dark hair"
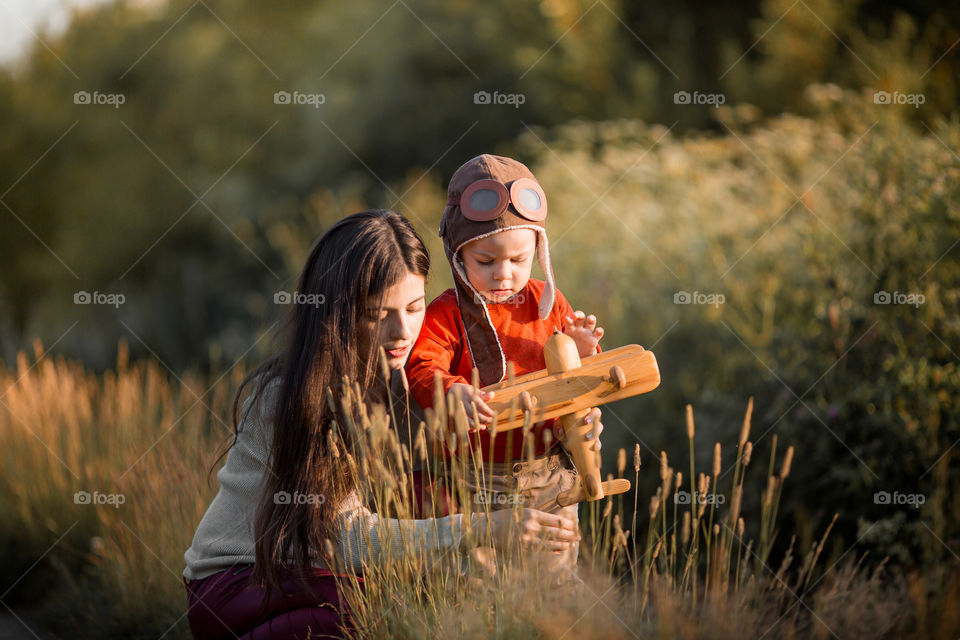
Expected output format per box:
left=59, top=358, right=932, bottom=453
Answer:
left=226, top=210, right=430, bottom=599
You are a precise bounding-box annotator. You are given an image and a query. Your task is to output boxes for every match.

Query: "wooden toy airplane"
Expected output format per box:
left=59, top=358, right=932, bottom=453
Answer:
left=481, top=332, right=660, bottom=504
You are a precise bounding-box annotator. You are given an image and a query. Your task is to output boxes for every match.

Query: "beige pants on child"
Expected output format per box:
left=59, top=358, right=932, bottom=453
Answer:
left=465, top=448, right=580, bottom=575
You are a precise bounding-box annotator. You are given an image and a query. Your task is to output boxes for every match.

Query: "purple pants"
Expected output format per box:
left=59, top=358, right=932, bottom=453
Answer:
left=183, top=564, right=361, bottom=639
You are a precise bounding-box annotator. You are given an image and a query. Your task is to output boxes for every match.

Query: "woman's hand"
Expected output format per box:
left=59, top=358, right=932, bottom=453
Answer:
left=447, top=383, right=495, bottom=430
left=563, top=310, right=604, bottom=358
left=476, top=508, right=579, bottom=554
left=552, top=407, right=603, bottom=452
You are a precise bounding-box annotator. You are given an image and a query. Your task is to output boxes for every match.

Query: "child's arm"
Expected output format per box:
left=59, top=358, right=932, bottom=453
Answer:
left=405, top=297, right=493, bottom=430
left=405, top=326, right=466, bottom=410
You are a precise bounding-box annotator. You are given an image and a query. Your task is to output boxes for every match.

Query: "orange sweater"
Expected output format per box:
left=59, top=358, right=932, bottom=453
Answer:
left=406, top=279, right=596, bottom=462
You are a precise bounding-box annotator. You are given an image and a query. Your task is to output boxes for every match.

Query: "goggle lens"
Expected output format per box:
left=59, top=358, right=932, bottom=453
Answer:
left=515, top=187, right=541, bottom=212
left=469, top=188, right=502, bottom=213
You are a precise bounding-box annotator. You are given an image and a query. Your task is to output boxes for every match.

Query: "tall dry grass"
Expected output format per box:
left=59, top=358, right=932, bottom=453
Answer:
left=0, top=340, right=238, bottom=638
left=0, top=343, right=957, bottom=639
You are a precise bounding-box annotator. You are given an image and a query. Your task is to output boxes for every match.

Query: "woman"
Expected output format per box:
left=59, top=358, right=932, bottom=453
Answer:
left=182, top=210, right=601, bottom=638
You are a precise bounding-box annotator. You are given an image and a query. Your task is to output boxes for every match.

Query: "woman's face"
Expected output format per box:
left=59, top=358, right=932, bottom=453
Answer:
left=359, top=272, right=426, bottom=370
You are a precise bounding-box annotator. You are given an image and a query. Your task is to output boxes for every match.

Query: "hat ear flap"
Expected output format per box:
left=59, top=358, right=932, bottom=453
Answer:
left=536, top=230, right=555, bottom=320
left=450, top=248, right=507, bottom=386
left=439, top=207, right=450, bottom=238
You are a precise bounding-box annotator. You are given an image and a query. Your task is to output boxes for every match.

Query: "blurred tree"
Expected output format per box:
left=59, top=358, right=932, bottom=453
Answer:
left=0, top=0, right=956, bottom=372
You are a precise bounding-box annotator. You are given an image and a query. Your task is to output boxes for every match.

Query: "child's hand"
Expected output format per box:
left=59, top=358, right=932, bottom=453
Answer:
left=552, top=407, right=604, bottom=452
left=447, top=383, right=496, bottom=431
left=563, top=310, right=604, bottom=358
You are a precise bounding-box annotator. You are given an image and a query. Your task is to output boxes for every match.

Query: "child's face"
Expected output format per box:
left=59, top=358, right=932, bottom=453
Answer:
left=460, top=228, right=536, bottom=303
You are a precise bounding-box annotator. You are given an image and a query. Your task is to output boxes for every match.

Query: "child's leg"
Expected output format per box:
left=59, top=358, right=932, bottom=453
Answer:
left=464, top=449, right=581, bottom=574
left=513, top=451, right=580, bottom=574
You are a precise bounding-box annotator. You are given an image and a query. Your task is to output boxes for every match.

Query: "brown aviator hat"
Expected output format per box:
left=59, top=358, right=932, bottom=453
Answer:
left=439, top=154, right=556, bottom=386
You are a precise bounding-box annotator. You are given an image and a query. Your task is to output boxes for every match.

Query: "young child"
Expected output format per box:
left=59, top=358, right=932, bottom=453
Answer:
left=405, top=154, right=604, bottom=566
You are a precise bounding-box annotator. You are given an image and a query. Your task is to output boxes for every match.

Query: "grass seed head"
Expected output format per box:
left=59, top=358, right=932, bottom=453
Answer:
left=649, top=494, right=661, bottom=518
left=781, top=446, right=794, bottom=479
left=739, top=397, right=754, bottom=446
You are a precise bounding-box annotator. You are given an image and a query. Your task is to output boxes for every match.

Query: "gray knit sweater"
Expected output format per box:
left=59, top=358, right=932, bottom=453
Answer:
left=182, top=377, right=467, bottom=580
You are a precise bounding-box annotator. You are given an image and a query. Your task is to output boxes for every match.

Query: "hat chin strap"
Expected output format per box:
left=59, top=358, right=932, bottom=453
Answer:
left=451, top=257, right=506, bottom=385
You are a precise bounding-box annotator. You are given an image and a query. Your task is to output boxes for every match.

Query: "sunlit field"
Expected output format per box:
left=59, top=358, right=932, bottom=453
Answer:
left=2, top=0, right=958, bottom=635
left=1, top=328, right=957, bottom=638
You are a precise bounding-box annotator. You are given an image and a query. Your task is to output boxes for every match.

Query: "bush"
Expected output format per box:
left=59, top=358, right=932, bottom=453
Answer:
left=511, top=84, right=959, bottom=567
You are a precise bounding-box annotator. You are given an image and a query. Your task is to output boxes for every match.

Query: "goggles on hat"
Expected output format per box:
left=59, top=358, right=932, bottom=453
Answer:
left=448, top=178, right=548, bottom=222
